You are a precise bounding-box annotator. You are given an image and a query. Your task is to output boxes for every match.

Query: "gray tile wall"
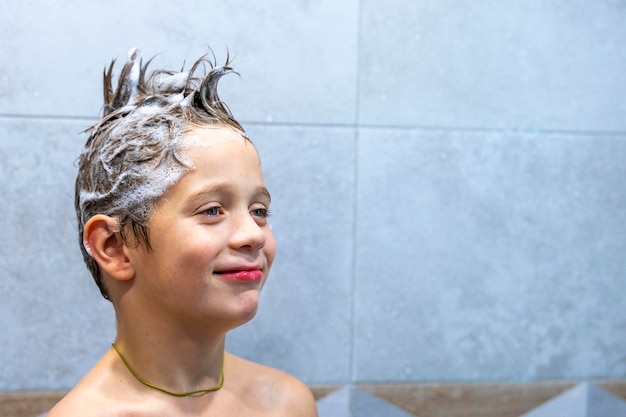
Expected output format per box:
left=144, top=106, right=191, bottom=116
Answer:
left=1, top=0, right=625, bottom=390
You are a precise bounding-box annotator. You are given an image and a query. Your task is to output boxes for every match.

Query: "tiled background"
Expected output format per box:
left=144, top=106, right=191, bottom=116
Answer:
left=1, top=0, right=625, bottom=391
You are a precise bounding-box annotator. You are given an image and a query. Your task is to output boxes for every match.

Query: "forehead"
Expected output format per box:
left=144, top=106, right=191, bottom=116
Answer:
left=182, top=125, right=251, bottom=149
left=178, top=125, right=263, bottom=182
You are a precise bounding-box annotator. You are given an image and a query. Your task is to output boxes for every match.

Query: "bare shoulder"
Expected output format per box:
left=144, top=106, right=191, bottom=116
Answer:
left=46, top=351, right=140, bottom=417
left=227, top=353, right=318, bottom=417
left=46, top=383, right=110, bottom=417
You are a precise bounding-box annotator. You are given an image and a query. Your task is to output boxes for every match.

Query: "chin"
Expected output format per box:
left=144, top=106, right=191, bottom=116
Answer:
left=230, top=293, right=261, bottom=326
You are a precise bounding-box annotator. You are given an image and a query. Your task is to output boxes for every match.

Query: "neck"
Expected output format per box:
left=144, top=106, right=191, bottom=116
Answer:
left=112, top=342, right=225, bottom=397
left=113, top=320, right=226, bottom=395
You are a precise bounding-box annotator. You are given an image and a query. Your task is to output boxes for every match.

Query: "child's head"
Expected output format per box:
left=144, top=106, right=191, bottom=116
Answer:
left=75, top=48, right=247, bottom=300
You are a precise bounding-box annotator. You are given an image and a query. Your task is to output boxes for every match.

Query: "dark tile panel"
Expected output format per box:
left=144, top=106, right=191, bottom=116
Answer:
left=0, top=1, right=358, bottom=124
left=359, top=0, right=626, bottom=131
left=0, top=118, right=116, bottom=390
left=355, top=127, right=626, bottom=381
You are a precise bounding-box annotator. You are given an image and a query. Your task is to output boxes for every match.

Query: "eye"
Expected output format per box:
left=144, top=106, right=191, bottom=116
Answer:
left=202, top=206, right=222, bottom=217
left=251, top=208, right=271, bottom=218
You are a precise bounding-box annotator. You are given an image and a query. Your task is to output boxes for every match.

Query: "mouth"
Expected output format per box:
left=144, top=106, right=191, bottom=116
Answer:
left=214, top=267, right=263, bottom=282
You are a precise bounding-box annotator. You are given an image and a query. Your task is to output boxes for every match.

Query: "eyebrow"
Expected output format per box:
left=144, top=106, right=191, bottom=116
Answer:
left=185, top=184, right=272, bottom=206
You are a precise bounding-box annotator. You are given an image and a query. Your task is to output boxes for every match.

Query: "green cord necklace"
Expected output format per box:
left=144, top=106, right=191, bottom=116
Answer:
left=111, top=342, right=225, bottom=397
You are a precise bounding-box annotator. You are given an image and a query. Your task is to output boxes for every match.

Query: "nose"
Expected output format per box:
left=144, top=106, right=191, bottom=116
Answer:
left=229, top=210, right=267, bottom=251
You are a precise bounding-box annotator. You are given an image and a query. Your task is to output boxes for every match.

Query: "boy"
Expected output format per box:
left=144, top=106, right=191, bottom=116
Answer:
left=48, top=48, right=318, bottom=416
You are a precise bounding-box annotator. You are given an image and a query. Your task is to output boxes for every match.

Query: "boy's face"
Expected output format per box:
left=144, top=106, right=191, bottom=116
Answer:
left=125, top=126, right=276, bottom=328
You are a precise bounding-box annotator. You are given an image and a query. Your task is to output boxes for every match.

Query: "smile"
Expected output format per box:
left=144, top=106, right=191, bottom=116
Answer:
left=214, top=268, right=263, bottom=282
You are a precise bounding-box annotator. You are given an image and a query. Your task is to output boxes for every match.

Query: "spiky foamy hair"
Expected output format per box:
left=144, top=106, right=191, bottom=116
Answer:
left=75, top=48, right=246, bottom=300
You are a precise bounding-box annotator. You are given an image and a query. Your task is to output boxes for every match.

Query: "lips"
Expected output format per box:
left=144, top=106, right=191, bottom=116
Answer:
left=214, top=267, right=263, bottom=282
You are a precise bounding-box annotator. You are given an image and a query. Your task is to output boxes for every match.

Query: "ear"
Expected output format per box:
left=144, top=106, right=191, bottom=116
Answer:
left=83, top=215, right=135, bottom=281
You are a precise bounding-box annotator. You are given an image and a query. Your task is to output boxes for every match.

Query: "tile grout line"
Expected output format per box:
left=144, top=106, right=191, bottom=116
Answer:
left=1, top=115, right=624, bottom=139
left=349, top=0, right=364, bottom=387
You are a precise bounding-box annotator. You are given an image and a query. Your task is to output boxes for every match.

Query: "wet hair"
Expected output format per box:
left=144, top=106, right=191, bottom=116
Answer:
left=75, top=48, right=246, bottom=300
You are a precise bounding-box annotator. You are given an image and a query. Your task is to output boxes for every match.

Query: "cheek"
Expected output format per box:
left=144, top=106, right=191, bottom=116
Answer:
left=156, top=230, right=220, bottom=272
left=264, top=231, right=277, bottom=268
left=177, top=238, right=221, bottom=267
